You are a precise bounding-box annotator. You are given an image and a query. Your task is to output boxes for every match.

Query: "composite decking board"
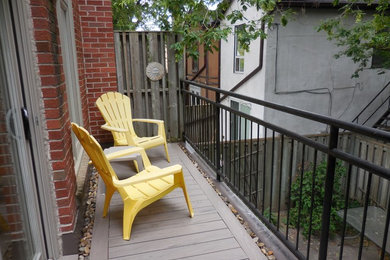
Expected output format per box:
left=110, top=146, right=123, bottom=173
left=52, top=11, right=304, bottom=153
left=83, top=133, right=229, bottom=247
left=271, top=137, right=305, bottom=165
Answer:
left=109, top=192, right=207, bottom=210
left=107, top=203, right=215, bottom=222
left=109, top=229, right=234, bottom=258
left=107, top=197, right=212, bottom=220
left=183, top=248, right=249, bottom=260
left=91, top=144, right=265, bottom=259
left=108, top=204, right=216, bottom=223
left=176, top=147, right=265, bottom=260
left=109, top=218, right=226, bottom=239
left=90, top=194, right=109, bottom=260
left=110, top=200, right=213, bottom=222
left=108, top=221, right=228, bottom=247
left=109, top=237, right=241, bottom=260
left=109, top=212, right=221, bottom=237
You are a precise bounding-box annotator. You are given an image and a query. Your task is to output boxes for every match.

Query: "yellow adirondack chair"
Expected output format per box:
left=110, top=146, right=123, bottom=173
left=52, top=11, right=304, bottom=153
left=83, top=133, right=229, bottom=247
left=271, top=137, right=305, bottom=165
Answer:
left=96, top=92, right=170, bottom=162
left=71, top=123, right=194, bottom=240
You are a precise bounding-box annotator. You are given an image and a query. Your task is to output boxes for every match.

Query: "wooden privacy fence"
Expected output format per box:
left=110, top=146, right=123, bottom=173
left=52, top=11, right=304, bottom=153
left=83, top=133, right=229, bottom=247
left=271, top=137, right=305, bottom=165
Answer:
left=114, top=31, right=184, bottom=141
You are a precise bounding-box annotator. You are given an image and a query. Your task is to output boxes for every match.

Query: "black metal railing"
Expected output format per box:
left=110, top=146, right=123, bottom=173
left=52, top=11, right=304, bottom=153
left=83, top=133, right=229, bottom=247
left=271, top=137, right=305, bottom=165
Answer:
left=352, top=81, right=390, bottom=127
left=180, top=79, right=390, bottom=260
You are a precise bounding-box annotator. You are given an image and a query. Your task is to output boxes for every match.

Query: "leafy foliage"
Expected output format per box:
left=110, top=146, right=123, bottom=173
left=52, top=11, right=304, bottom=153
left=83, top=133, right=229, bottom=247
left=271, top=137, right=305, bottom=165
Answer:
left=317, top=0, right=390, bottom=77
left=290, top=160, right=346, bottom=238
left=112, top=0, right=389, bottom=76
left=111, top=0, right=292, bottom=59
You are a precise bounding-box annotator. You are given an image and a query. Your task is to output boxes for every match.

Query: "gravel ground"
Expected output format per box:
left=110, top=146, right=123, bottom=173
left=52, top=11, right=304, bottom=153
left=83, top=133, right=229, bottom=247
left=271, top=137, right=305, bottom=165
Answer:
left=78, top=170, right=99, bottom=259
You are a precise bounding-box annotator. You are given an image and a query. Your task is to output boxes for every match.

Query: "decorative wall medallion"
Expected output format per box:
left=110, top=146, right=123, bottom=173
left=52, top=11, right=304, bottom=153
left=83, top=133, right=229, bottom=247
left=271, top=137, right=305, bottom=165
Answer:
left=146, top=62, right=165, bottom=81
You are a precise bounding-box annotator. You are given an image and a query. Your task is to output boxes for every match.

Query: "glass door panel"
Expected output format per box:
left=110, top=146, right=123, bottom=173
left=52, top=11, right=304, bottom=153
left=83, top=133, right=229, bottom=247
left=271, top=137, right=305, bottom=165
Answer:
left=0, top=0, right=45, bottom=259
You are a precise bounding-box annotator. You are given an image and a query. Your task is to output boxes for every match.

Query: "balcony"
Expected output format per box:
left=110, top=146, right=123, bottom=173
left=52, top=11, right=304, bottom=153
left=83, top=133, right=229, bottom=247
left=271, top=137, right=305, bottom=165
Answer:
left=89, top=144, right=266, bottom=259
left=84, top=79, right=390, bottom=260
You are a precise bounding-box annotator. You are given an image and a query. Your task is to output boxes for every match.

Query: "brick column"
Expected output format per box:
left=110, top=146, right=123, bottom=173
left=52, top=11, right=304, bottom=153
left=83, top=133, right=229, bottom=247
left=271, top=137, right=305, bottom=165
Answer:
left=78, top=0, right=118, bottom=143
left=31, top=0, right=77, bottom=233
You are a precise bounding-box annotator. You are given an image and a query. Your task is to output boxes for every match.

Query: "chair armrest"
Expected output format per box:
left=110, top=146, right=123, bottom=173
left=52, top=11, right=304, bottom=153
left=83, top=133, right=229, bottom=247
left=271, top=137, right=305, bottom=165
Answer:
left=113, top=165, right=182, bottom=187
left=101, top=123, right=128, bottom=133
left=132, top=119, right=166, bottom=137
left=132, top=118, right=164, bottom=124
left=105, top=147, right=144, bottom=161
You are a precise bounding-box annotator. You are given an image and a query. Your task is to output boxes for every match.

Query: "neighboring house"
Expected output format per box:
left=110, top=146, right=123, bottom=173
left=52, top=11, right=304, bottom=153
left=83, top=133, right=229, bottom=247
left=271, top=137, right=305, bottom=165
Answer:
left=220, top=0, right=390, bottom=137
left=186, top=42, right=220, bottom=102
left=0, top=0, right=117, bottom=258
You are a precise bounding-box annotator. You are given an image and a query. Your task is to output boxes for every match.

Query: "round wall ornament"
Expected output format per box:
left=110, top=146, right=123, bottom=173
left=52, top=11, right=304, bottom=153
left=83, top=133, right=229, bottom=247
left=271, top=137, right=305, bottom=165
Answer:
left=146, top=62, right=165, bottom=81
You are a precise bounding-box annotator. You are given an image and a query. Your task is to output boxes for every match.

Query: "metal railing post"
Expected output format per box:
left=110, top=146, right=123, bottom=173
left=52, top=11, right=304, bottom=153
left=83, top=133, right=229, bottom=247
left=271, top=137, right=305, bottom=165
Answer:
left=216, top=92, right=221, bottom=181
left=319, top=125, right=339, bottom=260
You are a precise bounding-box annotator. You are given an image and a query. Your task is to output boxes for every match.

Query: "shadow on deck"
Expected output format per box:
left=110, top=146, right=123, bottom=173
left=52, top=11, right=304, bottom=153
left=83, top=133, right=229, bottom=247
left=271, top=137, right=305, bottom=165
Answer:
left=90, top=143, right=265, bottom=260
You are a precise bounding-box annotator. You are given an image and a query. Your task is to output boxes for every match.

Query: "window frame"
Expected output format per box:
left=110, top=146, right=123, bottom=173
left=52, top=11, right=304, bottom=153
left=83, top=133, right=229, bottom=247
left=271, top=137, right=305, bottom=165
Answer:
left=233, top=24, right=245, bottom=73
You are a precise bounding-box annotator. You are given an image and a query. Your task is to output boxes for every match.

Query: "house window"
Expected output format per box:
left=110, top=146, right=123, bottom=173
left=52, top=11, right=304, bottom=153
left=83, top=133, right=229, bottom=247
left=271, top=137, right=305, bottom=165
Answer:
left=371, top=49, right=390, bottom=69
left=230, top=100, right=251, bottom=140
left=371, top=29, right=390, bottom=69
left=192, top=56, right=199, bottom=73
left=189, top=84, right=201, bottom=105
left=234, top=25, right=245, bottom=73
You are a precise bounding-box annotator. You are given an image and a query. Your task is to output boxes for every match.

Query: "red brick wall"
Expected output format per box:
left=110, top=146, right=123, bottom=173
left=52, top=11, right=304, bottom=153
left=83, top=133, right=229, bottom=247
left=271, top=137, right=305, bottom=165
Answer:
left=30, top=0, right=77, bottom=233
left=78, top=0, right=117, bottom=143
left=30, top=0, right=117, bottom=234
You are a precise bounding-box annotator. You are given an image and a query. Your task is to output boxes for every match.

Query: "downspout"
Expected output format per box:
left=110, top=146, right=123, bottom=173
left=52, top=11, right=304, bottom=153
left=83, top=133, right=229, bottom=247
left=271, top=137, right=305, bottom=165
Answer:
left=218, top=39, right=221, bottom=90
left=205, top=48, right=209, bottom=98
left=190, top=65, right=206, bottom=81
left=221, top=23, right=265, bottom=102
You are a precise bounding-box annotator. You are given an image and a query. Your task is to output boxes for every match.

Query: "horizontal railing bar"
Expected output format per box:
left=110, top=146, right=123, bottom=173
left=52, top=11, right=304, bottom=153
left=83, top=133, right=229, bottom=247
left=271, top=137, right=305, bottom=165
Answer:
left=183, top=89, right=390, bottom=179
left=362, top=96, right=390, bottom=125
left=182, top=79, right=390, bottom=142
left=353, top=80, right=390, bottom=123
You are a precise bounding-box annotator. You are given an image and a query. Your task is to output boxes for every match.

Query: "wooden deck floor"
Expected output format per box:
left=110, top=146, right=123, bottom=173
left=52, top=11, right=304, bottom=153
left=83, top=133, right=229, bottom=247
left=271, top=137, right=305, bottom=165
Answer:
left=90, top=144, right=266, bottom=260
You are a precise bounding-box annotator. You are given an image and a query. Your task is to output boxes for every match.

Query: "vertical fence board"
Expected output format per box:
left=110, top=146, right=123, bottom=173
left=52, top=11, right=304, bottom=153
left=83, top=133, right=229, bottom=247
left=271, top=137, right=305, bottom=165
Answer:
left=129, top=33, right=145, bottom=134
left=177, top=36, right=185, bottom=137
left=167, top=34, right=179, bottom=140
left=114, top=33, right=124, bottom=94
left=141, top=33, right=151, bottom=136
left=147, top=33, right=161, bottom=123
left=160, top=33, right=168, bottom=128
left=122, top=32, right=131, bottom=95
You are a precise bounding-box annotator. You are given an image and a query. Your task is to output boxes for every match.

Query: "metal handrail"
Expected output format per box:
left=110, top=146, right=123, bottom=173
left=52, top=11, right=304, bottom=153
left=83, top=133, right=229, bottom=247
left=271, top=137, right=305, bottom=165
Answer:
left=352, top=80, right=390, bottom=125
left=180, top=79, right=390, bottom=260
left=182, top=79, right=390, bottom=142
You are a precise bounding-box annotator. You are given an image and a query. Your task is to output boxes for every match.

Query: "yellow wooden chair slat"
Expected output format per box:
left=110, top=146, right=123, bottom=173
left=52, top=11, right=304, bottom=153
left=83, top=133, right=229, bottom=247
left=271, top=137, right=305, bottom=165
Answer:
left=71, top=123, right=193, bottom=240
left=96, top=92, right=170, bottom=162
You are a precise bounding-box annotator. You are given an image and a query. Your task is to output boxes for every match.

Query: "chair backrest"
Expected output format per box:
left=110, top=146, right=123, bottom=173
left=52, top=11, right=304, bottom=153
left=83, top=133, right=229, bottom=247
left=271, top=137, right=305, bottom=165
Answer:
left=96, top=92, right=136, bottom=145
left=71, top=123, right=118, bottom=189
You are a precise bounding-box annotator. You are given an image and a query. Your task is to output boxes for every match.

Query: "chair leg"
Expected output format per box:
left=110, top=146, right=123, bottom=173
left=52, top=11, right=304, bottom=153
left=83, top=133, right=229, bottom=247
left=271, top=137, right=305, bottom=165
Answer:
left=103, top=186, right=115, bottom=217
left=164, top=142, right=170, bottom=162
left=179, top=170, right=194, bottom=217
left=122, top=201, right=140, bottom=240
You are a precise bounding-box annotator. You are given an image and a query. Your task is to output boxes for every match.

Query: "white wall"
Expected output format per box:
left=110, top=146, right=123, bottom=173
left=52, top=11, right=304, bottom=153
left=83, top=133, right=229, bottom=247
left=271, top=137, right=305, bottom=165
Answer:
left=220, top=4, right=390, bottom=136
left=220, top=1, right=267, bottom=139
left=263, top=8, right=390, bottom=135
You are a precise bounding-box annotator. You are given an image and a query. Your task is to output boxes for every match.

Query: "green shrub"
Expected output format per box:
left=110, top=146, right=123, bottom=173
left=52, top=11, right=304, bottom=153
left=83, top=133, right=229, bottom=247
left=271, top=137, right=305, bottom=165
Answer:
left=290, top=160, right=346, bottom=238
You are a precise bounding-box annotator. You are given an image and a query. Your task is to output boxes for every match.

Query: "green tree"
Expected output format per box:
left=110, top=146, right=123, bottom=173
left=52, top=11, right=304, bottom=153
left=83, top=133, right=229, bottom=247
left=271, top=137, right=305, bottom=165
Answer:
left=111, top=0, right=389, bottom=75
left=111, top=0, right=291, bottom=59
left=318, top=0, right=390, bottom=77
